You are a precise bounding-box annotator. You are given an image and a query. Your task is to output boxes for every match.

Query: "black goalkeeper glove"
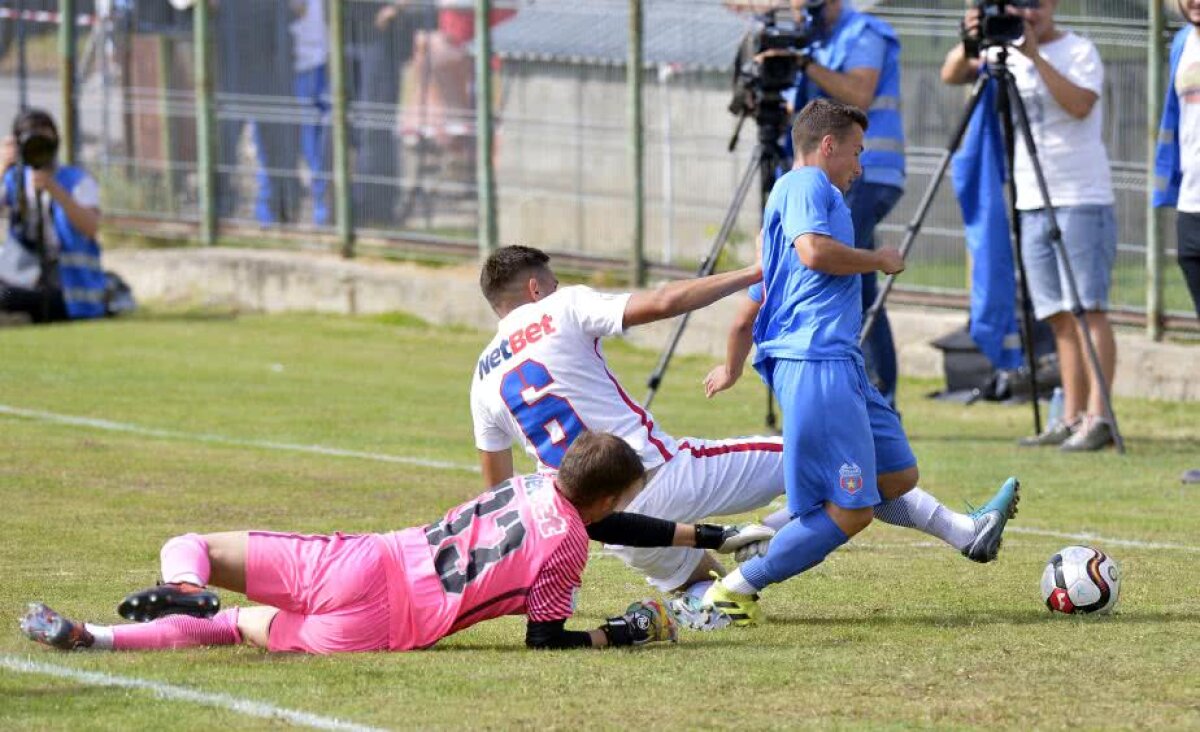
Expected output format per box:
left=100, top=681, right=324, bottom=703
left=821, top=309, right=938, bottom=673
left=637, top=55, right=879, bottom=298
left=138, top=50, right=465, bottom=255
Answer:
left=601, top=599, right=678, bottom=647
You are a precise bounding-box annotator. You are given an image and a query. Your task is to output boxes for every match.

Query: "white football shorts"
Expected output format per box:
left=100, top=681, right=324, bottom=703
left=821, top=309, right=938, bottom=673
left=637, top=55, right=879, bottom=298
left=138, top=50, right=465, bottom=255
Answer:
left=604, top=435, right=785, bottom=591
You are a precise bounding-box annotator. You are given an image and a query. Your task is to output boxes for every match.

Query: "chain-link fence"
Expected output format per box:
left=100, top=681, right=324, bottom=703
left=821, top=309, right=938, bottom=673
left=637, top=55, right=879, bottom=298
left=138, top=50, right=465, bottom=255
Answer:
left=1, top=0, right=1195, bottom=333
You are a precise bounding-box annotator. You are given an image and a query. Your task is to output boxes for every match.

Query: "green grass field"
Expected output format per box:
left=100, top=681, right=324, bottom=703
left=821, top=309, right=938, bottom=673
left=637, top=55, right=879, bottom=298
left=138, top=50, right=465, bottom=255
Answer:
left=1, top=311, right=1198, bottom=731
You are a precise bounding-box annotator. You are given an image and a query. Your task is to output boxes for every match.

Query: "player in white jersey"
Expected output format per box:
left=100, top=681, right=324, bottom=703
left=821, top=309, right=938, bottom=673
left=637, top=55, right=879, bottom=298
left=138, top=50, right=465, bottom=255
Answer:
left=471, top=246, right=1015, bottom=629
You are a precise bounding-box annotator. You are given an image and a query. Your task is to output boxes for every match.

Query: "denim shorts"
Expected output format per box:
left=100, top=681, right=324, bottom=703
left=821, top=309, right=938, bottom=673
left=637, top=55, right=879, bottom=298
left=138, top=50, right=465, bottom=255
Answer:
left=1019, top=204, right=1117, bottom=320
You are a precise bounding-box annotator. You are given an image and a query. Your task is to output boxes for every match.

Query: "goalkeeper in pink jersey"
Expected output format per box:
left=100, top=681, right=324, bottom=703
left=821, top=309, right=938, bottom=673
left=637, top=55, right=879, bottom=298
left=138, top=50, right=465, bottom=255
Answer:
left=21, top=433, right=770, bottom=653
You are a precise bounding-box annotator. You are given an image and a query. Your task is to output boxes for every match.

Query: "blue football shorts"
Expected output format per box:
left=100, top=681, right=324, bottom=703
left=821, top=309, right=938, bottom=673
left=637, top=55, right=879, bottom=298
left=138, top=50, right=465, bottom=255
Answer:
left=764, top=357, right=917, bottom=516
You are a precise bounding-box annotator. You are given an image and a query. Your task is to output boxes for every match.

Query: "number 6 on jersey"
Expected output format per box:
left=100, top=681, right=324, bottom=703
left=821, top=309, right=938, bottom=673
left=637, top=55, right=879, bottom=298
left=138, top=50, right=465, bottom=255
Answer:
left=499, top=360, right=586, bottom=468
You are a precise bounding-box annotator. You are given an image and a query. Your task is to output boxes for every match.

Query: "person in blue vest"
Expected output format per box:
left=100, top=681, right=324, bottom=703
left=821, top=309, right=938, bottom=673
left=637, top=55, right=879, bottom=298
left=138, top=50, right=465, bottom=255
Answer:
left=0, top=109, right=106, bottom=324
left=1154, top=0, right=1200, bottom=320
left=786, top=0, right=906, bottom=407
left=1154, top=0, right=1200, bottom=484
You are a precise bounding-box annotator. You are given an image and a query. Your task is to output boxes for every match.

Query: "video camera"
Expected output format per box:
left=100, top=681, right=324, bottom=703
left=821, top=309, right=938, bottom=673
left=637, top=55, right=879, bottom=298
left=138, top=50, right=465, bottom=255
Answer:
left=728, top=7, right=815, bottom=118
left=969, top=0, right=1042, bottom=52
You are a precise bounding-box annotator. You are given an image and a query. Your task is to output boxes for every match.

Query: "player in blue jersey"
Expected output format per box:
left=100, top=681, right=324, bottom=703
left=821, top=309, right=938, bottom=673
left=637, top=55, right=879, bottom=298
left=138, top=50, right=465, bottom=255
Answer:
left=697, top=99, right=1019, bottom=622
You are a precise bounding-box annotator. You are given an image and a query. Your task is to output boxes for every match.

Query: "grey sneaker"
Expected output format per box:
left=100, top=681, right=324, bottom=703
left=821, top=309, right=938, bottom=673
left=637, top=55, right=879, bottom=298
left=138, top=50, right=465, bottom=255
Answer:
left=20, top=602, right=94, bottom=650
left=1019, top=419, right=1075, bottom=447
left=1182, top=469, right=1200, bottom=485
left=667, top=593, right=733, bottom=632
left=1060, top=418, right=1114, bottom=452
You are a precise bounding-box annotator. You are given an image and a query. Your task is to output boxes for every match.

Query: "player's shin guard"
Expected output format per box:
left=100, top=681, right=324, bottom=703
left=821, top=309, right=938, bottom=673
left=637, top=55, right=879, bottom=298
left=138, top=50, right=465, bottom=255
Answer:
left=736, top=507, right=849, bottom=590
left=160, top=533, right=211, bottom=587
left=111, top=608, right=241, bottom=651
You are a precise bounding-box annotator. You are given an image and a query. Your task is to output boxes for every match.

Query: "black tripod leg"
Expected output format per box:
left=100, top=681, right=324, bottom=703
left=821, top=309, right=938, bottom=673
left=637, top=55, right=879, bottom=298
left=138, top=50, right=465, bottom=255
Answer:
left=758, top=143, right=782, bottom=433
left=860, top=73, right=989, bottom=348
left=994, top=71, right=1043, bottom=435
left=1003, top=73, right=1126, bottom=454
left=643, top=145, right=764, bottom=409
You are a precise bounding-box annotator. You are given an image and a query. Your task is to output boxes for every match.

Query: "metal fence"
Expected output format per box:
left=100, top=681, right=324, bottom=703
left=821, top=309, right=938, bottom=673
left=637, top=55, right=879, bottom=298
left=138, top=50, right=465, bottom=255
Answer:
left=1, top=0, right=1195, bottom=334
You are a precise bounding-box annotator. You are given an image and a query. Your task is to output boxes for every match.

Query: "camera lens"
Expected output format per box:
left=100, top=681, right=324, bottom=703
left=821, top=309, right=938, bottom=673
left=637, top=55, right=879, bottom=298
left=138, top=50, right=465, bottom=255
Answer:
left=19, top=133, right=58, bottom=170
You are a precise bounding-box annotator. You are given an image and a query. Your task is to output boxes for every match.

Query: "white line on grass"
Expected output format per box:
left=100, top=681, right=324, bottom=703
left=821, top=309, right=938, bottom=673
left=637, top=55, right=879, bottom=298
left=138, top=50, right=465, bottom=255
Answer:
left=5, top=404, right=1199, bottom=554
left=0, top=404, right=478, bottom=473
left=0, top=655, right=388, bottom=732
left=1006, top=526, right=1200, bottom=553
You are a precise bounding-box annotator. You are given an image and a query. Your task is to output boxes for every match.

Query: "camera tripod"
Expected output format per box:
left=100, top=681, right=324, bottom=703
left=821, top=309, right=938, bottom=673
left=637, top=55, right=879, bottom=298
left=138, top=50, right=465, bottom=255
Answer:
left=859, top=45, right=1125, bottom=453
left=642, top=93, right=789, bottom=431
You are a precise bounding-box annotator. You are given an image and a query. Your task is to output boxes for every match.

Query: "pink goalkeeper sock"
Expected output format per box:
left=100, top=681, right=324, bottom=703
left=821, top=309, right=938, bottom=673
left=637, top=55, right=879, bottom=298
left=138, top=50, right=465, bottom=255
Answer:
left=111, top=608, right=241, bottom=650
left=160, top=533, right=211, bottom=586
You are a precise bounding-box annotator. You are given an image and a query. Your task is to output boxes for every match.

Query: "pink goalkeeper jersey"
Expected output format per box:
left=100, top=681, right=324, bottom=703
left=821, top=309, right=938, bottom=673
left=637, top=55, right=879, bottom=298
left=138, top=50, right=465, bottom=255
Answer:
left=375, top=474, right=590, bottom=650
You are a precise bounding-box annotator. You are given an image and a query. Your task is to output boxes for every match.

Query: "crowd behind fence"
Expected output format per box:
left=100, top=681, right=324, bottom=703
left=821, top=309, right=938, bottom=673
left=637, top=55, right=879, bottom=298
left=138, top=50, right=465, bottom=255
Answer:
left=1, top=0, right=1195, bottom=335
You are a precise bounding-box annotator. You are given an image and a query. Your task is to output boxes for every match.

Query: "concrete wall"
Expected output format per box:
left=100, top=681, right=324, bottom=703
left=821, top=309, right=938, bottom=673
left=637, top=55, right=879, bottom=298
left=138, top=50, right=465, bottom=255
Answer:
left=105, top=248, right=1199, bottom=402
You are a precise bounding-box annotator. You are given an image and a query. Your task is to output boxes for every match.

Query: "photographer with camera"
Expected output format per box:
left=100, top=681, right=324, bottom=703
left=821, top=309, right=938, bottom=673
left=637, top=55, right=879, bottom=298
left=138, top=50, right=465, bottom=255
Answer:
left=784, top=0, right=906, bottom=408
left=0, top=109, right=106, bottom=324
left=941, top=0, right=1118, bottom=451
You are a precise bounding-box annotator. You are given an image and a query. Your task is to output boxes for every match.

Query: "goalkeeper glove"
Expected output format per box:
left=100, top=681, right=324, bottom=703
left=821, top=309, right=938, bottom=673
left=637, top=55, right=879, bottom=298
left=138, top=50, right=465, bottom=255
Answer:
left=733, top=537, right=772, bottom=563
left=694, top=523, right=775, bottom=554
left=602, top=599, right=678, bottom=647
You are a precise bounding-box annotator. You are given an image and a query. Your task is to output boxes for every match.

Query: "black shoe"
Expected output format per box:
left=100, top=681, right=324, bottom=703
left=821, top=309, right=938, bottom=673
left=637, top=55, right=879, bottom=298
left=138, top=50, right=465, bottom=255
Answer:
left=117, top=583, right=220, bottom=622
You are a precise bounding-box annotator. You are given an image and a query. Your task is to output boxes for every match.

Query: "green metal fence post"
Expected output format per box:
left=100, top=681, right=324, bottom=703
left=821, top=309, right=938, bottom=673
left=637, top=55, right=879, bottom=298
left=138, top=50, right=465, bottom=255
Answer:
left=194, top=0, right=216, bottom=246
left=329, top=0, right=353, bottom=257
left=1146, top=0, right=1165, bottom=340
left=628, top=0, right=646, bottom=286
left=476, top=0, right=498, bottom=259
left=157, top=36, right=178, bottom=214
left=57, top=0, right=77, bottom=164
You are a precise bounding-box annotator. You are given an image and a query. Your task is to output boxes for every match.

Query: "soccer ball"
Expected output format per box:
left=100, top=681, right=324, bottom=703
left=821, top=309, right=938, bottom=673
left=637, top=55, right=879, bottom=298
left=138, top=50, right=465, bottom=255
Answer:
left=1040, top=545, right=1120, bottom=615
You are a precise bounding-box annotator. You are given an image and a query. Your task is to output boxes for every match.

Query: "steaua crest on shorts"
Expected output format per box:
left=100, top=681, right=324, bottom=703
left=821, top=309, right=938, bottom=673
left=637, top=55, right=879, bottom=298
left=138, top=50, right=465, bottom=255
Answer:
left=838, top=462, right=863, bottom=494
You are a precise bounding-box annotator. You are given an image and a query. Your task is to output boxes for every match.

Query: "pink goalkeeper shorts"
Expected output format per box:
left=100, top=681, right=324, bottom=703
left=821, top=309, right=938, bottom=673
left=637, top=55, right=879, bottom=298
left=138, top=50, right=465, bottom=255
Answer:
left=245, top=531, right=391, bottom=654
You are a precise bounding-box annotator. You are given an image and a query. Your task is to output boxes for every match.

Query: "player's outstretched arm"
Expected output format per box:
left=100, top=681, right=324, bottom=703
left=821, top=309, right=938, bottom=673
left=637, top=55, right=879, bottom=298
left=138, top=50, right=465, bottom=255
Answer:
left=622, top=263, right=762, bottom=329
left=795, top=233, right=905, bottom=276
left=704, top=294, right=761, bottom=398
left=525, top=600, right=677, bottom=650
left=586, top=512, right=774, bottom=552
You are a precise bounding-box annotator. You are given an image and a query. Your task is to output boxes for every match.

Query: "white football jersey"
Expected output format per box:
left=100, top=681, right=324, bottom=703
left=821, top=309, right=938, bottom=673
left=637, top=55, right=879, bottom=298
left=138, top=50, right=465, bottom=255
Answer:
left=471, top=285, right=679, bottom=472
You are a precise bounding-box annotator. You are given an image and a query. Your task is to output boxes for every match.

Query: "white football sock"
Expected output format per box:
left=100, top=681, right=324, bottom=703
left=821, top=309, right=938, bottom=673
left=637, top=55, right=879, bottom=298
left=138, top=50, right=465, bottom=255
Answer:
left=928, top=505, right=977, bottom=551
left=84, top=624, right=114, bottom=650
left=720, top=568, right=759, bottom=596
left=874, top=487, right=976, bottom=551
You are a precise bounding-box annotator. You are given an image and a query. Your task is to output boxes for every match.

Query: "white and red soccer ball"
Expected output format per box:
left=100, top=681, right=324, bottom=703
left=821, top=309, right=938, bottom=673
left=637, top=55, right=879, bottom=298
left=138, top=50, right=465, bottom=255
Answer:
left=1041, top=545, right=1121, bottom=615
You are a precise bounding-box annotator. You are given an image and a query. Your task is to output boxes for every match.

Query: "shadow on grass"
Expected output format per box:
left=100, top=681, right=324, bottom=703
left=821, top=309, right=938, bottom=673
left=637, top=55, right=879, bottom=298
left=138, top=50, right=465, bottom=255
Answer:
left=906, top=433, right=1022, bottom=446
left=426, top=609, right=1200, bottom=654
left=763, top=608, right=1200, bottom=628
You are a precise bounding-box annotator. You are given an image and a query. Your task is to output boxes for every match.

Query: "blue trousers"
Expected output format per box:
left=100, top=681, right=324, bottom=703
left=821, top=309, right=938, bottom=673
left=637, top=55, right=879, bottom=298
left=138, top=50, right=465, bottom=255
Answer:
left=253, top=65, right=330, bottom=226
left=845, top=180, right=903, bottom=406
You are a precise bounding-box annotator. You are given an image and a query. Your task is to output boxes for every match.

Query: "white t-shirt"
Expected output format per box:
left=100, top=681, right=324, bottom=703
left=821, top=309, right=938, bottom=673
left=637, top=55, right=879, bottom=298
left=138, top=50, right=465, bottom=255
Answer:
left=290, top=0, right=329, bottom=73
left=1003, top=32, right=1114, bottom=210
left=470, top=285, right=679, bottom=473
left=1175, top=29, right=1200, bottom=213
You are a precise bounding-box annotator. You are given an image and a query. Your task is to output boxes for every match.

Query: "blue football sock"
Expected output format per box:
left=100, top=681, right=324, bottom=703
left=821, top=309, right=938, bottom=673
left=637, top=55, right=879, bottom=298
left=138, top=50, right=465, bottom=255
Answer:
left=738, top=507, right=850, bottom=590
